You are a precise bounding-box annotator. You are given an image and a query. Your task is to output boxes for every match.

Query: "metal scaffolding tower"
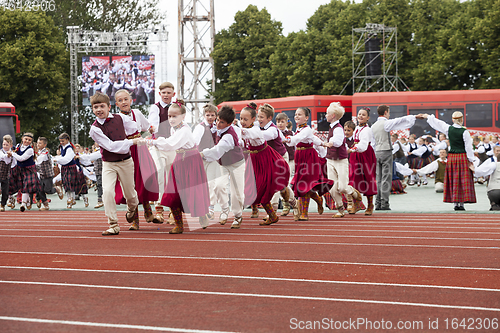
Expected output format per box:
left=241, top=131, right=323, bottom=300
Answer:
left=351, top=23, right=409, bottom=93
left=178, top=0, right=215, bottom=123
left=67, top=26, right=168, bottom=143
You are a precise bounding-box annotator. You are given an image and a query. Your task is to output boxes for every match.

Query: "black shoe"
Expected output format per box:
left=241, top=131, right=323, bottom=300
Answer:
left=454, top=206, right=465, bottom=211
left=376, top=207, right=391, bottom=211
left=490, top=204, right=500, bottom=211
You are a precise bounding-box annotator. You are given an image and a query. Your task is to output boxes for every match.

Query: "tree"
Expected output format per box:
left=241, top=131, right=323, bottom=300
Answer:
left=404, top=0, right=479, bottom=90
left=48, top=0, right=162, bottom=32
left=0, top=10, right=68, bottom=148
left=472, top=0, right=500, bottom=88
left=212, top=5, right=283, bottom=103
left=260, top=0, right=364, bottom=97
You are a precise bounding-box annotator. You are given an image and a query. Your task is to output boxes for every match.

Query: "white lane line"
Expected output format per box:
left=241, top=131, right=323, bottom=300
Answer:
left=0, top=234, right=498, bottom=249
left=0, top=316, right=236, bottom=332
left=3, top=218, right=500, bottom=225
left=3, top=226, right=500, bottom=236
left=1, top=280, right=499, bottom=312
left=1, top=251, right=499, bottom=272
left=2, top=229, right=499, bottom=242
left=2, top=266, right=498, bottom=293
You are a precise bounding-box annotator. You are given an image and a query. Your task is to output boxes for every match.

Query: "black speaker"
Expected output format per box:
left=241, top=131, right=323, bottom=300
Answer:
left=365, top=37, right=382, bottom=76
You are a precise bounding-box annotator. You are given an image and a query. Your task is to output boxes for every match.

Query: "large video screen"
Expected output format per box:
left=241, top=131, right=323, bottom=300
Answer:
left=81, top=55, right=155, bottom=106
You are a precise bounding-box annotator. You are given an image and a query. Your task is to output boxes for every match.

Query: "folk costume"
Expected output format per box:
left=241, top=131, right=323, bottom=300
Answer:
left=349, top=124, right=377, bottom=211
left=35, top=147, right=55, bottom=210
left=148, top=100, right=176, bottom=222
left=115, top=108, right=159, bottom=230
left=260, top=121, right=294, bottom=217
left=287, top=123, right=333, bottom=221
left=241, top=124, right=292, bottom=225
left=193, top=119, right=224, bottom=219
left=475, top=155, right=500, bottom=210
left=426, top=115, right=476, bottom=209
left=416, top=156, right=447, bottom=193
left=89, top=113, right=139, bottom=235
left=371, top=114, right=416, bottom=210
left=10, top=142, right=41, bottom=211
left=326, top=120, right=362, bottom=217
left=0, top=148, right=13, bottom=210
left=151, top=122, right=210, bottom=233
left=79, top=150, right=104, bottom=207
left=202, top=125, right=245, bottom=228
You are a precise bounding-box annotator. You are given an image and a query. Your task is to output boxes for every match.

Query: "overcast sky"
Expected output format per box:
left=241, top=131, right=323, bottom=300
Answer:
left=159, top=0, right=333, bottom=86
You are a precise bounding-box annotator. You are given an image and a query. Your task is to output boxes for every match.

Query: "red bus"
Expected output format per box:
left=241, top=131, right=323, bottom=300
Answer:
left=0, top=102, right=20, bottom=144
left=219, top=95, right=352, bottom=139
left=352, top=90, right=500, bottom=138
left=219, top=89, right=500, bottom=140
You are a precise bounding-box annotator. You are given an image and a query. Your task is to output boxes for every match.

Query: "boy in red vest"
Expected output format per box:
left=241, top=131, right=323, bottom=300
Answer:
left=148, top=81, right=176, bottom=223
left=89, top=92, right=140, bottom=235
left=322, top=102, right=362, bottom=217
left=201, top=105, right=245, bottom=228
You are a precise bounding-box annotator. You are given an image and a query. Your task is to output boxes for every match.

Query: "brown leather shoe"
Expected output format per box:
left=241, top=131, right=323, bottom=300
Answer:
left=169, top=226, right=183, bottom=234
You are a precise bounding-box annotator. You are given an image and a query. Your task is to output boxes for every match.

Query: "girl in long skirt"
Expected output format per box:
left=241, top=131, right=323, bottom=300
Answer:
left=239, top=103, right=292, bottom=225
left=147, top=100, right=210, bottom=233
left=348, top=108, right=377, bottom=215
left=284, top=107, right=333, bottom=221
left=114, top=89, right=159, bottom=230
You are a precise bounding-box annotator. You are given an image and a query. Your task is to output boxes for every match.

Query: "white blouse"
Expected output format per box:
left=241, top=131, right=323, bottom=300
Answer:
left=351, top=125, right=373, bottom=153
left=153, top=122, right=195, bottom=151
left=240, top=125, right=265, bottom=148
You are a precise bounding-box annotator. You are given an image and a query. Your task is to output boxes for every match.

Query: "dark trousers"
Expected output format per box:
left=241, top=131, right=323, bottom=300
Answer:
left=0, top=178, right=8, bottom=206
left=488, top=189, right=500, bottom=210
left=96, top=174, right=103, bottom=200
left=37, top=177, right=55, bottom=203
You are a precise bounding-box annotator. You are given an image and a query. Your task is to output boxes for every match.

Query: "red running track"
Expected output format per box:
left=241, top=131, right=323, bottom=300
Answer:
left=0, top=210, right=499, bottom=332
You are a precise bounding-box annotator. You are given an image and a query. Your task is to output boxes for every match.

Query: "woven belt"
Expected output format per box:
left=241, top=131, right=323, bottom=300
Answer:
left=175, top=147, right=198, bottom=160
left=127, top=133, right=141, bottom=139
left=248, top=143, right=268, bottom=154
left=296, top=146, right=314, bottom=151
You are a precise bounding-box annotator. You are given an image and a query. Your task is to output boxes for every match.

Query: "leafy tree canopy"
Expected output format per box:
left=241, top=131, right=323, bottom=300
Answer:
left=0, top=10, right=68, bottom=148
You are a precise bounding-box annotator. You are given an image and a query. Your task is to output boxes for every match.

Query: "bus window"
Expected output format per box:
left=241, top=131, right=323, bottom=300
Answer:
left=316, top=112, right=329, bottom=132
left=409, top=109, right=434, bottom=137
left=438, top=108, right=462, bottom=125
left=497, top=104, right=500, bottom=129
left=466, top=104, right=492, bottom=128
left=388, top=105, right=407, bottom=119
left=356, top=106, right=378, bottom=125
left=281, top=109, right=298, bottom=132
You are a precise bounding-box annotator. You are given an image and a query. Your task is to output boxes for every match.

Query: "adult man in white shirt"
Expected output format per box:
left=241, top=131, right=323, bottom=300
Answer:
left=371, top=105, right=420, bottom=210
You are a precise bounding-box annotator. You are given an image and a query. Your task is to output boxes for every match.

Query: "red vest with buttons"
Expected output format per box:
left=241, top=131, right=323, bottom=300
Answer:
left=92, top=115, right=131, bottom=162
left=156, top=102, right=172, bottom=138
left=198, top=122, right=217, bottom=152
left=216, top=126, right=244, bottom=166
left=326, top=122, right=348, bottom=160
